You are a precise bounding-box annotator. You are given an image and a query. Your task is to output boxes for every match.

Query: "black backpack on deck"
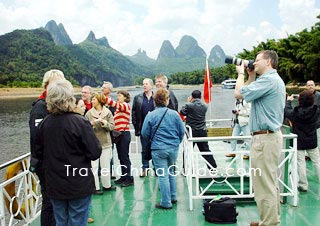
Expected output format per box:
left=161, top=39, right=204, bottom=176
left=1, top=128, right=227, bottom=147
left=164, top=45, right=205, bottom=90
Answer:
left=203, top=197, right=238, bottom=224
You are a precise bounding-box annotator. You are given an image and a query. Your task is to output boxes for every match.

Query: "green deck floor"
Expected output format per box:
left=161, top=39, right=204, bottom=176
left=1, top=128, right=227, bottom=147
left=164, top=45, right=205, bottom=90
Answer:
left=29, top=152, right=320, bottom=226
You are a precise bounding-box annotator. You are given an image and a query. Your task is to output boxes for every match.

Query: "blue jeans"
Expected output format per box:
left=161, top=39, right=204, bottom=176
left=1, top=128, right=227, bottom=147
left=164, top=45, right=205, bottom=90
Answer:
left=51, top=195, right=91, bottom=226
left=152, top=148, right=178, bottom=208
left=231, top=123, right=250, bottom=153
left=140, top=136, right=150, bottom=169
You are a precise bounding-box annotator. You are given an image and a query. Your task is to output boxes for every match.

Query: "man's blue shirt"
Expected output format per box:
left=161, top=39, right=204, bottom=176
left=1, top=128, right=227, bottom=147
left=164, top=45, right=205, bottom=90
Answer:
left=240, top=69, right=286, bottom=132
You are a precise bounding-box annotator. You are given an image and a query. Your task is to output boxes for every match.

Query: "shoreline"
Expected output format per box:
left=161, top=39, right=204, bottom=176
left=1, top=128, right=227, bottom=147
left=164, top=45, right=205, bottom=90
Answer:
left=0, top=85, right=201, bottom=99
left=0, top=84, right=313, bottom=99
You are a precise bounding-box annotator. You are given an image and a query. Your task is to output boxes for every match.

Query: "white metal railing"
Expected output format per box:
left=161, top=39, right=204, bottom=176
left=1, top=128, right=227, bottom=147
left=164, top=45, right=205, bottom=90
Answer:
left=0, top=128, right=139, bottom=226
left=0, top=154, right=41, bottom=226
left=183, top=121, right=298, bottom=210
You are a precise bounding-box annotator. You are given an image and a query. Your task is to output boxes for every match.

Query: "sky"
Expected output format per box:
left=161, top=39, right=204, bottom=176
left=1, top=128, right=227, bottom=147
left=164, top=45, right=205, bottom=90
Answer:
left=0, top=0, right=320, bottom=59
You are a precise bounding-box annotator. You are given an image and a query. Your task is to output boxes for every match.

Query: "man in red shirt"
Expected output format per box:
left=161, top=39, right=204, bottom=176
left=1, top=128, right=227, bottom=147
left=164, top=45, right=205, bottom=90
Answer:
left=81, top=85, right=93, bottom=114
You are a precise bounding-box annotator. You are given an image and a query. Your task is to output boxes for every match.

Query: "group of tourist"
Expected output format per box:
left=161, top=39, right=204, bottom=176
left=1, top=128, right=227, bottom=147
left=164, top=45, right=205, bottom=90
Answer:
left=29, top=50, right=320, bottom=226
left=29, top=71, right=193, bottom=225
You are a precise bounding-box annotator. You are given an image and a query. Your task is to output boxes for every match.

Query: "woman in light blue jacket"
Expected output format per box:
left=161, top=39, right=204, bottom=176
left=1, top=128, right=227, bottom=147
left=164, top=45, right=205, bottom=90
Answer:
left=141, top=88, right=185, bottom=209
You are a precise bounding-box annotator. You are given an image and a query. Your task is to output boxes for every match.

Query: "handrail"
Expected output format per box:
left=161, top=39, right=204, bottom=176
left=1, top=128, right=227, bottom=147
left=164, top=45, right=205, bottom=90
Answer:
left=0, top=153, right=30, bottom=171
left=187, top=133, right=297, bottom=142
left=0, top=155, right=40, bottom=226
left=184, top=123, right=298, bottom=210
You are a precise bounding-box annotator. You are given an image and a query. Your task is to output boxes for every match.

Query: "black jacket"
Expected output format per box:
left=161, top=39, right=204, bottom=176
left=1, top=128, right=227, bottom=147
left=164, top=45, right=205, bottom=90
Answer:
left=180, top=98, right=207, bottom=131
left=168, top=90, right=179, bottom=111
left=29, top=98, right=48, bottom=158
left=35, top=112, right=102, bottom=199
left=132, top=93, right=145, bottom=136
left=314, top=91, right=320, bottom=128
left=285, top=101, right=320, bottom=150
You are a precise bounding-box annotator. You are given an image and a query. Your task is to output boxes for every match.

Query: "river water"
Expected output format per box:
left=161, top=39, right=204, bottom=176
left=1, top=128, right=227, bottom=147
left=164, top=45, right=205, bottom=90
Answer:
left=0, top=86, right=235, bottom=165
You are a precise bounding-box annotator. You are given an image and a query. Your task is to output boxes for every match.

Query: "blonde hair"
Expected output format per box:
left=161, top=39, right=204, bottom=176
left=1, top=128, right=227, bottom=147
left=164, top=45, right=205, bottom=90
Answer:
left=46, top=80, right=76, bottom=114
left=92, top=93, right=106, bottom=106
left=155, top=74, right=168, bottom=85
left=42, top=69, right=65, bottom=88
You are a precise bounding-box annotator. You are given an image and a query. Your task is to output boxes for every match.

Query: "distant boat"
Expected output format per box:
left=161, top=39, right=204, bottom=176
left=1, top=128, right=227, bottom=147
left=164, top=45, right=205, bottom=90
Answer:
left=221, top=79, right=237, bottom=89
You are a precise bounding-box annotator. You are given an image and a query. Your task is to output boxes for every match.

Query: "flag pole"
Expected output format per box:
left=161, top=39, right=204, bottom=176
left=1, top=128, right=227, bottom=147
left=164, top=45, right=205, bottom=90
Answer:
left=207, top=59, right=212, bottom=119
left=204, top=58, right=212, bottom=119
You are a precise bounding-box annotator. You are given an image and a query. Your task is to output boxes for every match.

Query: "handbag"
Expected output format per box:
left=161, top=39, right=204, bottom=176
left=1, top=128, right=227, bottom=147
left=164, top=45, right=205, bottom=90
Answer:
left=203, top=197, right=238, bottom=224
left=111, top=130, right=123, bottom=143
left=144, top=109, right=168, bottom=161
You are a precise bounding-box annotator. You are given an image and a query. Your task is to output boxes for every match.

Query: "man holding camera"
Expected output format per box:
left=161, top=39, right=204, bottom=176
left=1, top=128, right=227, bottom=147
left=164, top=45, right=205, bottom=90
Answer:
left=234, top=50, right=285, bottom=226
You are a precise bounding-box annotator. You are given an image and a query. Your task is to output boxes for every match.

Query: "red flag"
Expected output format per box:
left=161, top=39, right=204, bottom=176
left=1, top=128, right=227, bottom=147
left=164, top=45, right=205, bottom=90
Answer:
left=203, top=59, right=212, bottom=104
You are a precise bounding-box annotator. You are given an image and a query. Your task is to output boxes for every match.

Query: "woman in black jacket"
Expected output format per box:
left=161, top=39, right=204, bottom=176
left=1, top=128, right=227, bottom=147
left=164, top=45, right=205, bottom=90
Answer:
left=285, top=90, right=320, bottom=192
left=35, top=80, right=102, bottom=226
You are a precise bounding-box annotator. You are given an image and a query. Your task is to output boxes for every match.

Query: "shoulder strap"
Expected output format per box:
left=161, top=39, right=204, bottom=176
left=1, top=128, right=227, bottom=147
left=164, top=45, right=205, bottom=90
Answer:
left=150, top=109, right=168, bottom=141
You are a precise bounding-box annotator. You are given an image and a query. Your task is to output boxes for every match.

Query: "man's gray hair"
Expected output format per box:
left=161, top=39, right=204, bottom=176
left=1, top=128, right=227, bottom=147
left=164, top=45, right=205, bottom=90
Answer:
left=103, top=81, right=113, bottom=90
left=143, top=78, right=153, bottom=86
left=82, top=85, right=93, bottom=94
left=46, top=80, right=76, bottom=114
left=42, top=69, right=65, bottom=88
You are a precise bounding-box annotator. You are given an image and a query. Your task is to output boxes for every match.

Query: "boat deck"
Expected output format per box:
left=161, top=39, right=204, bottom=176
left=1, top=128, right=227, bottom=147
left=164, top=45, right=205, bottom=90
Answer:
left=29, top=150, right=319, bottom=226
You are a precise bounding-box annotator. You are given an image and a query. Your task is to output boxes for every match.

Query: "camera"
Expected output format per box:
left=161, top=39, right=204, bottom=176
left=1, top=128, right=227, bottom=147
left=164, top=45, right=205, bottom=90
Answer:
left=225, top=55, right=255, bottom=70
left=232, top=110, right=237, bottom=114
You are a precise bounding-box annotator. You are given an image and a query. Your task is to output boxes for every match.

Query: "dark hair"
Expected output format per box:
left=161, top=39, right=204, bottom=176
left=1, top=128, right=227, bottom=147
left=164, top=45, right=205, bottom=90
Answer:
left=257, top=50, right=278, bottom=69
left=191, top=90, right=201, bottom=99
left=117, top=90, right=130, bottom=103
left=298, top=90, right=315, bottom=107
left=154, top=88, right=169, bottom=107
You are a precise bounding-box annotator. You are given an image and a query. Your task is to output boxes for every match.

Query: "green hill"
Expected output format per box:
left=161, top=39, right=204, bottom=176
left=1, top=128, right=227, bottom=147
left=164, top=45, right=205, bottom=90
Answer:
left=0, top=28, right=97, bottom=87
left=0, top=28, right=152, bottom=87
left=67, top=37, right=153, bottom=87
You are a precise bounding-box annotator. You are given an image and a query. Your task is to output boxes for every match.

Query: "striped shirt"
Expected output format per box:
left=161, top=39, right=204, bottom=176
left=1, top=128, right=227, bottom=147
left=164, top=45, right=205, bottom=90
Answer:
left=106, top=97, right=130, bottom=131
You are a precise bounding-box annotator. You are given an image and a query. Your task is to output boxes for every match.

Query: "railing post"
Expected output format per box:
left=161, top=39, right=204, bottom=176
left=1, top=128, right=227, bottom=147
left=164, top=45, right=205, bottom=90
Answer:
left=292, top=137, right=298, bottom=206
left=0, top=187, right=5, bottom=226
left=282, top=125, right=290, bottom=204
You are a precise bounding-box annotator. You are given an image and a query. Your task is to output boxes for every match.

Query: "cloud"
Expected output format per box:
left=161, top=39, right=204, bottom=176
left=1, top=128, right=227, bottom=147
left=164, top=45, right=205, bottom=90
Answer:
left=0, top=0, right=319, bottom=59
left=279, top=0, right=320, bottom=34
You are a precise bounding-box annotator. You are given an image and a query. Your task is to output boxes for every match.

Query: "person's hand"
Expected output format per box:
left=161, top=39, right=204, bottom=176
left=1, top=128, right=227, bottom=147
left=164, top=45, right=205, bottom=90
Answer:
left=236, top=63, right=244, bottom=75
left=246, top=67, right=256, bottom=77
left=287, top=95, right=294, bottom=101
left=100, top=119, right=106, bottom=126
